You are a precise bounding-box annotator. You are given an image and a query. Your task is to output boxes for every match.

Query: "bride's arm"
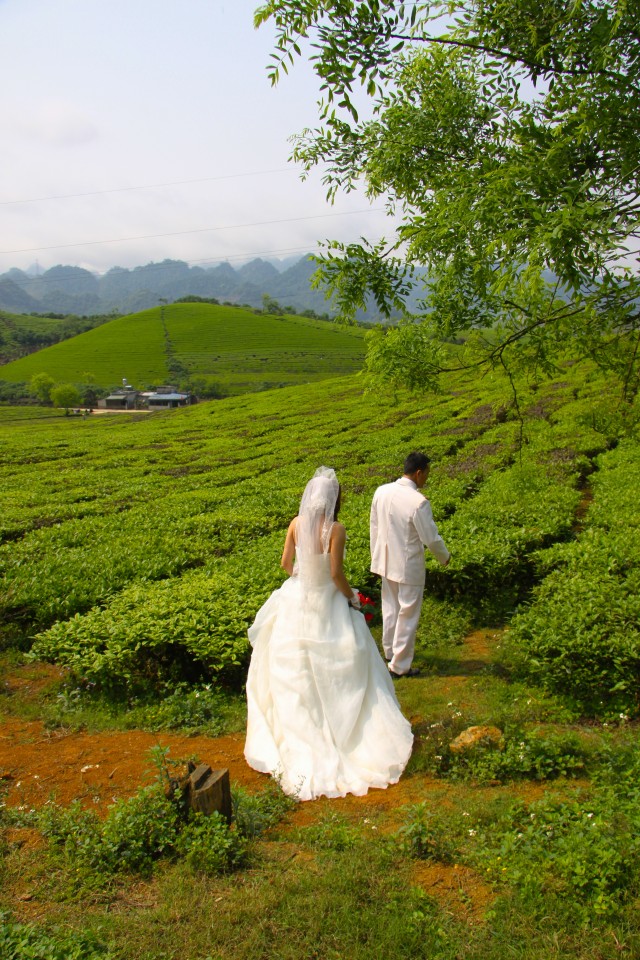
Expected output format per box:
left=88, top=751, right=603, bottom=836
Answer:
left=280, top=518, right=297, bottom=575
left=329, top=524, right=357, bottom=600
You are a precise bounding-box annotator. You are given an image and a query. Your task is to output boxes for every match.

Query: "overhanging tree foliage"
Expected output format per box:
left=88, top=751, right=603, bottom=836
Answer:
left=255, top=1, right=640, bottom=400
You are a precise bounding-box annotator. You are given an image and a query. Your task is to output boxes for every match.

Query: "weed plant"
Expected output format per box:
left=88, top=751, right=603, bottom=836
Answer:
left=395, top=802, right=458, bottom=863
left=39, top=785, right=181, bottom=882
left=50, top=682, right=242, bottom=736
left=232, top=779, right=296, bottom=839
left=471, top=785, right=640, bottom=923
left=300, top=811, right=361, bottom=851
left=443, top=728, right=587, bottom=783
left=0, top=912, right=115, bottom=960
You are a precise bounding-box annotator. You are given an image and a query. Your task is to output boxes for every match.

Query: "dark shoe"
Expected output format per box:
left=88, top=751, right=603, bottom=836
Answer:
left=389, top=667, right=421, bottom=679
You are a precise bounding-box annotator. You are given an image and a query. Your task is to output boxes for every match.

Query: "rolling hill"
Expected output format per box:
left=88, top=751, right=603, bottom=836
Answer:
left=0, top=301, right=366, bottom=394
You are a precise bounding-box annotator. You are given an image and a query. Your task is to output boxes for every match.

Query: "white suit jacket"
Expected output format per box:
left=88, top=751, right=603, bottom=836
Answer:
left=370, top=477, right=450, bottom=586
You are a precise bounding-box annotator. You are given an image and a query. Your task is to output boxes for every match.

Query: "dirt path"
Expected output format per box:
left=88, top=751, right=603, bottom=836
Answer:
left=0, top=718, right=265, bottom=810
left=0, top=630, right=525, bottom=922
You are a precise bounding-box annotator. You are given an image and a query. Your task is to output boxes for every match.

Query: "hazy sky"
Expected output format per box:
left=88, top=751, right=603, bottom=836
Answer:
left=0, top=0, right=389, bottom=275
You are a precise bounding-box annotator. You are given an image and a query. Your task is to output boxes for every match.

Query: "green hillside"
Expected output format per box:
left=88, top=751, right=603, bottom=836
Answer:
left=0, top=310, right=68, bottom=364
left=0, top=309, right=113, bottom=366
left=0, top=302, right=365, bottom=393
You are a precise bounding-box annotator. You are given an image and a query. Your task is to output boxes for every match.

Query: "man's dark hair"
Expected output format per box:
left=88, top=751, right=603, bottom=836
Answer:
left=404, top=452, right=430, bottom=475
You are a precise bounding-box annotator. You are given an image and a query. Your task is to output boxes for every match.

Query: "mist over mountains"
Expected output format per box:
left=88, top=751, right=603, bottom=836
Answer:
left=0, top=256, right=344, bottom=318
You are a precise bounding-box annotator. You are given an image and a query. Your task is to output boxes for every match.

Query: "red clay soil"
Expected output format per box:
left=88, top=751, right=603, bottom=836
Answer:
left=0, top=718, right=266, bottom=811
left=0, top=713, right=446, bottom=824
left=412, top=861, right=495, bottom=923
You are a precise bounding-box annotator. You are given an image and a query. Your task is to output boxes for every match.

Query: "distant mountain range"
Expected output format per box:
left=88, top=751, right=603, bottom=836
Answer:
left=0, top=256, right=347, bottom=318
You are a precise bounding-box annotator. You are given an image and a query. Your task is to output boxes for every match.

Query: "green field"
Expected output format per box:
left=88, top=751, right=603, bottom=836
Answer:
left=0, top=302, right=365, bottom=393
left=1, top=364, right=639, bottom=959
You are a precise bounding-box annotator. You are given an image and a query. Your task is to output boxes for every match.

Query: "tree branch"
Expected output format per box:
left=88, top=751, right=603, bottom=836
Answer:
left=385, top=31, right=625, bottom=81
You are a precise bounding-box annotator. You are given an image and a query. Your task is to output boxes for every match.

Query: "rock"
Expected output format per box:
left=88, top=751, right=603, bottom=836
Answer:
left=449, top=725, right=503, bottom=754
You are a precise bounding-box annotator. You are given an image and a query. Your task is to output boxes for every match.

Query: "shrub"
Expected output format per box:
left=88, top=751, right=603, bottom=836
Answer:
left=175, top=811, right=247, bottom=875
left=39, top=785, right=181, bottom=878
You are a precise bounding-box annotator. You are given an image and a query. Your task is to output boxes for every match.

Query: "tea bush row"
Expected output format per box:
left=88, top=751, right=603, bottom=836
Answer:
left=3, top=365, right=627, bottom=707
left=31, top=535, right=284, bottom=692
left=30, top=453, right=584, bottom=693
left=503, top=440, right=640, bottom=717
left=0, top=483, right=292, bottom=629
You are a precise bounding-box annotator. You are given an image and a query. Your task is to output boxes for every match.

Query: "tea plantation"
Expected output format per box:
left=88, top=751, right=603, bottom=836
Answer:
left=0, top=302, right=365, bottom=394
left=1, top=360, right=637, bottom=717
left=2, top=361, right=640, bottom=960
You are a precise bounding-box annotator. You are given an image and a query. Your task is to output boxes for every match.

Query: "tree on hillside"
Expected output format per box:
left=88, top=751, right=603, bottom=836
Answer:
left=30, top=372, right=56, bottom=405
left=262, top=293, right=283, bottom=315
left=50, top=383, right=82, bottom=415
left=255, top=1, right=640, bottom=402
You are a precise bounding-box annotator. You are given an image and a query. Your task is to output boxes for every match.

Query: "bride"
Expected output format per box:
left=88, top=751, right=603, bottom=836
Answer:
left=244, top=467, right=413, bottom=801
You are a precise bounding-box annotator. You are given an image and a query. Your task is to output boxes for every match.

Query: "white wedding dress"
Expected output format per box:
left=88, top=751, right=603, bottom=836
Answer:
left=244, top=552, right=413, bottom=801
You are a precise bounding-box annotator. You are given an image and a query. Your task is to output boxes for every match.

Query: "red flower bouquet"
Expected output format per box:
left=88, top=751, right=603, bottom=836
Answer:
left=358, top=592, right=376, bottom=624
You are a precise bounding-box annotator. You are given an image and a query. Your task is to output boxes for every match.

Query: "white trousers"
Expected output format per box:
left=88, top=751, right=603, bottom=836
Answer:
left=381, top=577, right=424, bottom=675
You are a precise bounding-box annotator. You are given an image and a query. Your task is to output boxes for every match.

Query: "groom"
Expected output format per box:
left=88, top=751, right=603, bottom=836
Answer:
left=370, top=452, right=450, bottom=678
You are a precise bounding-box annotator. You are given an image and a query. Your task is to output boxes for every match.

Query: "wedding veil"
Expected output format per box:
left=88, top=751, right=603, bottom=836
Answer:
left=296, top=466, right=339, bottom=559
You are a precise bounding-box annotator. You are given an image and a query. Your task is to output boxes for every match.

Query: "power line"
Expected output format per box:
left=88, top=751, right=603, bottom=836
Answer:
left=0, top=169, right=294, bottom=206
left=0, top=208, right=386, bottom=256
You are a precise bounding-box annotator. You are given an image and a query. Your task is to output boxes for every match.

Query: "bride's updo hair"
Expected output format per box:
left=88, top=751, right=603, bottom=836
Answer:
left=334, top=485, right=342, bottom=520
